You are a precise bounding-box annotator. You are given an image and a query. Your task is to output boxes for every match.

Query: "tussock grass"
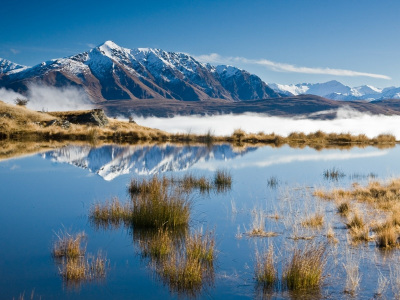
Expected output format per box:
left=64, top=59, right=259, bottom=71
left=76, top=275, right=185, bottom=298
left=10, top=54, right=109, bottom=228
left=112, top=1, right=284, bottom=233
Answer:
left=131, top=179, right=192, bottom=229
left=89, top=197, right=131, bottom=229
left=140, top=227, right=174, bottom=259
left=336, top=201, right=351, bottom=215
left=170, top=173, right=213, bottom=194
left=301, top=212, right=324, bottom=228
left=346, top=211, right=365, bottom=229
left=282, top=242, right=327, bottom=291
left=255, top=244, right=277, bottom=288
left=375, top=224, right=398, bottom=248
left=214, top=168, right=232, bottom=192
left=52, top=230, right=86, bottom=259
left=156, top=229, right=216, bottom=297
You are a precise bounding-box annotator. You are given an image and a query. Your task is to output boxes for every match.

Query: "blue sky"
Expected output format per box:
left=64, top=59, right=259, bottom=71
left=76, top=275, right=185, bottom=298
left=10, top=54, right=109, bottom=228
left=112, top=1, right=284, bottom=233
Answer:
left=1, top=0, right=399, bottom=87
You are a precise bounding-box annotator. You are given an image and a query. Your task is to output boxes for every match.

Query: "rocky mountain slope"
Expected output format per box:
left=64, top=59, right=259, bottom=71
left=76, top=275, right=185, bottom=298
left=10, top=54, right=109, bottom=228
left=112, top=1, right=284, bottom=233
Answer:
left=0, top=41, right=280, bottom=102
left=269, top=80, right=400, bottom=101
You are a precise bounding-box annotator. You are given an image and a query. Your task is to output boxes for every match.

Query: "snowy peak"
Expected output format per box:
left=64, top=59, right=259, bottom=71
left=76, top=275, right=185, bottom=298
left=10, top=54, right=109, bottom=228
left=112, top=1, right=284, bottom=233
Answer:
left=269, top=80, right=399, bottom=102
left=0, top=41, right=280, bottom=102
left=0, top=58, right=28, bottom=74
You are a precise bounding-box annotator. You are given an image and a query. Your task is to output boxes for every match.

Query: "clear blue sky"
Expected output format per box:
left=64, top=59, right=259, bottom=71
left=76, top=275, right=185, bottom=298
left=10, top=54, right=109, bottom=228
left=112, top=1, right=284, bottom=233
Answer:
left=1, top=0, right=399, bottom=87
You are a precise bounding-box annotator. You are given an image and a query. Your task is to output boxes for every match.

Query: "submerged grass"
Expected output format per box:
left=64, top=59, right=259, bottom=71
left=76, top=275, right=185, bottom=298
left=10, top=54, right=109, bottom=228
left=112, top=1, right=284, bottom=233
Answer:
left=89, top=197, right=131, bottom=229
left=52, top=230, right=86, bottom=260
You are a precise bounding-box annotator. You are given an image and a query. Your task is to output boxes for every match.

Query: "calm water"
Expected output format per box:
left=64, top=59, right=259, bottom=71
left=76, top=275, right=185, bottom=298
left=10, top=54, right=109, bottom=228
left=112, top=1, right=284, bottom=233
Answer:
left=1, top=143, right=399, bottom=299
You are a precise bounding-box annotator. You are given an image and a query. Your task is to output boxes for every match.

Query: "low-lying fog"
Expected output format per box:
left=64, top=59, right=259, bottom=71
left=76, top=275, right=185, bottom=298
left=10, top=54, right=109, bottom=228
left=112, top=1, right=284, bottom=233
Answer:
left=134, top=108, right=400, bottom=139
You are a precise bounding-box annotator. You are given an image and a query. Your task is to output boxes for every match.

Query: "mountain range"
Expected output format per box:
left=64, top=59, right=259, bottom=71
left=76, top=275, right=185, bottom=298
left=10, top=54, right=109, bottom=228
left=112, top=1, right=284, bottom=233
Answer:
left=1, top=41, right=400, bottom=118
left=0, top=41, right=280, bottom=102
left=269, top=80, right=400, bottom=102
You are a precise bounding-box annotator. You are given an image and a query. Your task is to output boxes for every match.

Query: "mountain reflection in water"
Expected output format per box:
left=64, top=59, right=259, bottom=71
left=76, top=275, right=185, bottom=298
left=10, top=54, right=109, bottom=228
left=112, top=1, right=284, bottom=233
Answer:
left=40, top=144, right=257, bottom=181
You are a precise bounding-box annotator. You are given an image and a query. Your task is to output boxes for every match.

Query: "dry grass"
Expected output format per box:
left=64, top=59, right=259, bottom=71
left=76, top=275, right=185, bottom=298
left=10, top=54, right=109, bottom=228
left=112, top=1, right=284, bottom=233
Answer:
left=140, top=227, right=174, bottom=259
left=343, top=248, right=361, bottom=295
left=301, top=212, right=324, bottom=228
left=89, top=197, right=131, bottom=229
left=375, top=224, right=398, bottom=248
left=52, top=230, right=86, bottom=259
left=336, top=201, right=351, bottom=215
left=170, top=173, right=213, bottom=194
left=282, top=242, right=327, bottom=290
left=213, top=169, right=232, bottom=192
left=155, top=229, right=216, bottom=297
left=130, top=175, right=192, bottom=228
left=246, top=209, right=279, bottom=237
left=255, top=244, right=277, bottom=288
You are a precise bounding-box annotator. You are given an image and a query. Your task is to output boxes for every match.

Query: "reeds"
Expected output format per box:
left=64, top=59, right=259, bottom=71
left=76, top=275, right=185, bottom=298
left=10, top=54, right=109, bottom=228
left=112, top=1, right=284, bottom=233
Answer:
left=343, top=248, right=361, bottom=294
left=282, top=242, right=327, bottom=290
left=247, top=209, right=278, bottom=237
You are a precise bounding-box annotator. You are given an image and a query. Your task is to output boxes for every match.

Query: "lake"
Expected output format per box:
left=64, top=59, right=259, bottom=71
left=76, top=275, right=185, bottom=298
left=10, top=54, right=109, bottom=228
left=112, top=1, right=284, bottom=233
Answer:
left=1, top=142, right=399, bottom=299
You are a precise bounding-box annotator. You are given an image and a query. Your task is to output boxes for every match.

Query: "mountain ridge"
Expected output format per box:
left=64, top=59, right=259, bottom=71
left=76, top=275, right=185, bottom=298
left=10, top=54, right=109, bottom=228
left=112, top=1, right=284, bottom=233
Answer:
left=269, top=80, right=400, bottom=102
left=0, top=41, right=281, bottom=102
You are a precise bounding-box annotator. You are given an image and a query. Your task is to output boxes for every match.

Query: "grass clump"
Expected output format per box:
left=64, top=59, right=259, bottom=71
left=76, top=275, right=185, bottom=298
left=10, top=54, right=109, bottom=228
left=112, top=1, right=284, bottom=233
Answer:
left=375, top=224, right=398, bottom=248
left=52, top=230, right=86, bottom=259
left=301, top=212, right=324, bottom=228
left=247, top=209, right=279, bottom=237
left=213, top=169, right=232, bottom=192
left=140, top=228, right=174, bottom=259
left=89, top=197, right=131, bottom=229
left=282, top=242, right=327, bottom=291
left=255, top=244, right=277, bottom=288
left=337, top=201, right=351, bottom=215
left=130, top=175, right=192, bottom=228
left=156, top=229, right=216, bottom=297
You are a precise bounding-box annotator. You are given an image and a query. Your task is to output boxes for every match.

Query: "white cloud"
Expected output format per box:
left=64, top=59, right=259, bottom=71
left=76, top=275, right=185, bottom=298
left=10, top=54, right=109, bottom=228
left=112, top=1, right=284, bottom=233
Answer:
left=10, top=48, right=20, bottom=54
left=87, top=43, right=96, bottom=48
left=0, top=84, right=94, bottom=111
left=133, top=107, right=400, bottom=138
left=192, top=53, right=391, bottom=80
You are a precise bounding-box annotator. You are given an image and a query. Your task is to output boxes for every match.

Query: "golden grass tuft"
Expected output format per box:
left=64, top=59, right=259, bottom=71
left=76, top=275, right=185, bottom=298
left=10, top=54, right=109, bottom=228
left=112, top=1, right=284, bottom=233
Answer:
left=130, top=175, right=192, bottom=228
left=282, top=242, right=327, bottom=291
left=336, top=201, right=351, bottom=215
left=255, top=244, right=277, bottom=287
left=156, top=229, right=216, bottom=297
left=301, top=212, right=324, bottom=228
left=213, top=169, right=232, bottom=192
left=140, top=227, right=174, bottom=259
left=52, top=230, right=86, bottom=259
left=89, top=197, right=131, bottom=229
left=375, top=224, right=398, bottom=248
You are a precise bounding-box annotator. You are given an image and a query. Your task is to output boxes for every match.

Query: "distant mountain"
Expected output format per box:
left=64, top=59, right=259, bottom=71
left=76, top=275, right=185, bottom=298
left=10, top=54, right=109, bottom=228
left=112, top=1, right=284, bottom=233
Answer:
left=41, top=143, right=256, bottom=181
left=269, top=80, right=400, bottom=102
left=0, top=41, right=280, bottom=102
left=0, top=58, right=28, bottom=74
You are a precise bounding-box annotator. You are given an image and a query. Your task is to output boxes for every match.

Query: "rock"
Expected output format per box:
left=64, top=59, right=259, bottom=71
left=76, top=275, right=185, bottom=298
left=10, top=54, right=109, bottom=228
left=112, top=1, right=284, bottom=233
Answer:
left=45, top=119, right=71, bottom=129
left=56, top=109, right=109, bottom=127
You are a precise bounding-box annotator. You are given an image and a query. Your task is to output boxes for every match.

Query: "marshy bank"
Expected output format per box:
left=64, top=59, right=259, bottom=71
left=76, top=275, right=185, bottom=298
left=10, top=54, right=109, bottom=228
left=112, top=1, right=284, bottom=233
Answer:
left=0, top=101, right=397, bottom=149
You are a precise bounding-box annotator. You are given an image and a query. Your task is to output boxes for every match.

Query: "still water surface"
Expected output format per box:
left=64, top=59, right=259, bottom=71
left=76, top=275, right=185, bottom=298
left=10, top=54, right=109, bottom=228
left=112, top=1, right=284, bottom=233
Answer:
left=1, top=143, right=399, bottom=299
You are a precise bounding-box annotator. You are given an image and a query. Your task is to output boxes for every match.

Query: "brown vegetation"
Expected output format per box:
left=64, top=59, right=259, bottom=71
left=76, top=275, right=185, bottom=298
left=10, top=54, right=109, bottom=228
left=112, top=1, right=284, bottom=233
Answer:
left=0, top=101, right=397, bottom=149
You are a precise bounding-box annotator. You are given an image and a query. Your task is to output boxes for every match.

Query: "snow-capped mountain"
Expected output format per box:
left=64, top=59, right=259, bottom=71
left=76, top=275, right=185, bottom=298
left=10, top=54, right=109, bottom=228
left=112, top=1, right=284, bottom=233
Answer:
left=0, top=41, right=280, bottom=102
left=269, top=80, right=400, bottom=101
left=41, top=143, right=256, bottom=181
left=0, top=58, right=28, bottom=74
